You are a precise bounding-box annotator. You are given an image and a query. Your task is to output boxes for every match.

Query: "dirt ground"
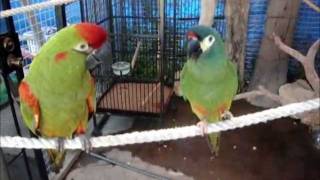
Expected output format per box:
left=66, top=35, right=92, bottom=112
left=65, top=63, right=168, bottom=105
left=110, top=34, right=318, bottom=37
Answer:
left=108, top=97, right=320, bottom=180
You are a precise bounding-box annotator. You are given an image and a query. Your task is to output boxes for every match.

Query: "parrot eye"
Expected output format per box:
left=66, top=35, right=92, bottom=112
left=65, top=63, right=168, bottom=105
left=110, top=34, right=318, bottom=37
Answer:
left=74, top=42, right=92, bottom=53
left=200, top=35, right=215, bottom=52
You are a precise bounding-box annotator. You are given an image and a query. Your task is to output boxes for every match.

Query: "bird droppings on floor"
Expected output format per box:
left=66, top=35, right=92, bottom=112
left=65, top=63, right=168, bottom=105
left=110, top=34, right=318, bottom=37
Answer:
left=233, top=145, right=237, bottom=150
left=252, top=146, right=257, bottom=151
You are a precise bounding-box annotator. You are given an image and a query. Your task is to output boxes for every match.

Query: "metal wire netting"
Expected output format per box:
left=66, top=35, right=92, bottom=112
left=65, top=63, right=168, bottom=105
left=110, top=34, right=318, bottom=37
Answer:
left=9, top=0, right=81, bottom=56
left=244, top=0, right=268, bottom=83
left=288, top=0, right=320, bottom=81
left=244, top=0, right=320, bottom=83
left=111, top=0, right=160, bottom=81
left=4, top=0, right=318, bottom=114
left=4, top=0, right=319, bottom=85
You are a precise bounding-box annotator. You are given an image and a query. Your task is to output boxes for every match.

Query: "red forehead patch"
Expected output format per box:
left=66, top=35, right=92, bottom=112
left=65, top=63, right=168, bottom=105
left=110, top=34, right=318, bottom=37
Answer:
left=187, top=31, right=198, bottom=40
left=74, top=23, right=107, bottom=49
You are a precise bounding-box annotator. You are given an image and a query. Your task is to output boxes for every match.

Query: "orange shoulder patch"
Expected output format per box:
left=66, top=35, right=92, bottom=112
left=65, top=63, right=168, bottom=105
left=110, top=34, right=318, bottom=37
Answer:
left=191, top=103, right=209, bottom=119
left=215, top=102, right=232, bottom=116
left=19, top=81, right=39, bottom=114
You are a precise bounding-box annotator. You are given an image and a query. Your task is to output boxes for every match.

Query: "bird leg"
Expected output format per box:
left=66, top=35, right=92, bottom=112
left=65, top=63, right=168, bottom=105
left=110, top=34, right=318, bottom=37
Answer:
left=57, top=137, right=65, bottom=152
left=221, top=110, right=234, bottom=120
left=78, top=134, right=92, bottom=153
left=197, top=119, right=208, bottom=136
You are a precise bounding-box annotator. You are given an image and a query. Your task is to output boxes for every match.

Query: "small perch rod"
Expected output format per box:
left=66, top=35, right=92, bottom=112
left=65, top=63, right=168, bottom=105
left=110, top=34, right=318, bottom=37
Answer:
left=131, top=41, right=142, bottom=69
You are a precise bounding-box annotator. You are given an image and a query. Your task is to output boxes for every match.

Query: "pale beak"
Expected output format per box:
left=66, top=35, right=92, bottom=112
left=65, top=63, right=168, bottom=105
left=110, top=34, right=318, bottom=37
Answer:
left=86, top=47, right=94, bottom=54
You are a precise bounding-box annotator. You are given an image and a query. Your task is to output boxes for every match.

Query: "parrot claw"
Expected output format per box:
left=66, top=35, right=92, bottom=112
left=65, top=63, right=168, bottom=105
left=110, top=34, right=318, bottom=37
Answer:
left=57, top=137, right=65, bottom=152
left=221, top=111, right=233, bottom=120
left=78, top=135, right=92, bottom=153
left=197, top=120, right=208, bottom=136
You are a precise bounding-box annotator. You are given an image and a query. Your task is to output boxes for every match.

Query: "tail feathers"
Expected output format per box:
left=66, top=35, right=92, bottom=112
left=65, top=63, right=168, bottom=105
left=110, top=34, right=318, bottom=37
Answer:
left=206, top=132, right=220, bottom=156
left=47, top=149, right=66, bottom=173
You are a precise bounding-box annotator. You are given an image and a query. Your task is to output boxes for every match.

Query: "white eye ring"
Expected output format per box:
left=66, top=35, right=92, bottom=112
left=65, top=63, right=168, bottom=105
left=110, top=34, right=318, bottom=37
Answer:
left=74, top=42, right=92, bottom=53
left=208, top=36, right=215, bottom=43
left=200, top=35, right=215, bottom=52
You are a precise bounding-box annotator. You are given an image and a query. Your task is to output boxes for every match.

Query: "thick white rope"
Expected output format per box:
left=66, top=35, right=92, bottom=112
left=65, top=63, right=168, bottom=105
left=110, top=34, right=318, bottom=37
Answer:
left=0, top=98, right=319, bottom=150
left=0, top=0, right=77, bottom=18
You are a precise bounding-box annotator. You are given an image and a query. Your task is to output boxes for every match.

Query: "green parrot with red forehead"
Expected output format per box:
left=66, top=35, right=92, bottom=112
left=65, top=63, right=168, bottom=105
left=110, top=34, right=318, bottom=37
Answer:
left=19, top=23, right=107, bottom=172
left=180, top=25, right=238, bottom=155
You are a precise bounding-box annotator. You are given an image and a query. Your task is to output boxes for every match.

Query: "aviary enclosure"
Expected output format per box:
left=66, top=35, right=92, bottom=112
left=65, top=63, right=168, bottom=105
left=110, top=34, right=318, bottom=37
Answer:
left=0, top=0, right=319, bottom=180
left=89, top=0, right=226, bottom=116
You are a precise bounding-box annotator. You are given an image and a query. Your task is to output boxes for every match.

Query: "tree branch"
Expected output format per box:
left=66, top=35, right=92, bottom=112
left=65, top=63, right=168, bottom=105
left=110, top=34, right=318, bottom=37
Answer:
left=257, top=85, right=283, bottom=103
left=307, top=39, right=320, bottom=65
left=272, top=33, right=306, bottom=63
left=233, top=90, right=262, bottom=101
left=303, top=0, right=320, bottom=13
left=273, top=33, right=320, bottom=94
left=233, top=85, right=283, bottom=105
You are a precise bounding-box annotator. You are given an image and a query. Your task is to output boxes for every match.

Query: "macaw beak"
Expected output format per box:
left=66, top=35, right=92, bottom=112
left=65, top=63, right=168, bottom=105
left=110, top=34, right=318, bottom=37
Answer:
left=85, top=41, right=113, bottom=72
left=187, top=39, right=202, bottom=60
left=86, top=50, right=102, bottom=71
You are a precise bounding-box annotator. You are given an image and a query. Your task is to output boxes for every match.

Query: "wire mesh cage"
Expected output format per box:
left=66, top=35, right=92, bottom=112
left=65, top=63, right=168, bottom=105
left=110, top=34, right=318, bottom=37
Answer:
left=0, top=0, right=319, bottom=179
left=82, top=0, right=227, bottom=116
left=10, top=0, right=81, bottom=57
left=288, top=0, right=320, bottom=81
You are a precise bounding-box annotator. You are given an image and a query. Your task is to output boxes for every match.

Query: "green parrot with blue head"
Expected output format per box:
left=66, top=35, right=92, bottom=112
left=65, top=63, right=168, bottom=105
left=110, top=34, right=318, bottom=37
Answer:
left=180, top=25, right=238, bottom=155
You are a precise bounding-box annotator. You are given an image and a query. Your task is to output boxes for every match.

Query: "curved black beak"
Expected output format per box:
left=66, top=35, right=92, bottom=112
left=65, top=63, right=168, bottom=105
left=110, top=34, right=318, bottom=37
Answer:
left=187, top=40, right=202, bottom=60
left=86, top=52, right=102, bottom=71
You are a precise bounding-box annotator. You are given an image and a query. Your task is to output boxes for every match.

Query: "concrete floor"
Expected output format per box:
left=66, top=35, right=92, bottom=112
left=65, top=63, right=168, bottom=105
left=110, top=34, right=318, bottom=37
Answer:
left=0, top=102, right=42, bottom=180
left=1, top=97, right=320, bottom=180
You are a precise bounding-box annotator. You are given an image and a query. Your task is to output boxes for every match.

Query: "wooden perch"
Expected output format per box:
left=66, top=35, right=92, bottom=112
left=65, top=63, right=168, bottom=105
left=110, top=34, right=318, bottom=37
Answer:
left=233, top=85, right=283, bottom=105
left=131, top=41, right=142, bottom=69
left=273, top=33, right=320, bottom=95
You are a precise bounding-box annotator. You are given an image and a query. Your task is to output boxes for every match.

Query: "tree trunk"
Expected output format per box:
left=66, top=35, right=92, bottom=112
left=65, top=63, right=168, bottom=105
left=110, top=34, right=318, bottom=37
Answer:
left=225, top=0, right=250, bottom=90
left=199, top=0, right=217, bottom=26
left=249, top=0, right=301, bottom=94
